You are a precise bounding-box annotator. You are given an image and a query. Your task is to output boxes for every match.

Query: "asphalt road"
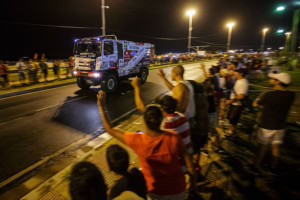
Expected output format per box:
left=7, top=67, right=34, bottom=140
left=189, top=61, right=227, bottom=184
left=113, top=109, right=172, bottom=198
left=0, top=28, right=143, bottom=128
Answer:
left=0, top=62, right=211, bottom=183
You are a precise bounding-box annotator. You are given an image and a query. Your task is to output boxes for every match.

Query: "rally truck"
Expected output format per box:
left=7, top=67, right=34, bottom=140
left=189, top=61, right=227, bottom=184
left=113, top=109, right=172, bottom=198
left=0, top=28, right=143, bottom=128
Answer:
left=73, top=35, right=152, bottom=93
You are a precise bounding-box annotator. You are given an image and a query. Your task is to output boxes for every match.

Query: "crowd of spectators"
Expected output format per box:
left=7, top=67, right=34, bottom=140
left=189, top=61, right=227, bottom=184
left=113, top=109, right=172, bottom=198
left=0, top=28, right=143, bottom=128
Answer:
left=0, top=57, right=74, bottom=88
left=67, top=54, right=295, bottom=199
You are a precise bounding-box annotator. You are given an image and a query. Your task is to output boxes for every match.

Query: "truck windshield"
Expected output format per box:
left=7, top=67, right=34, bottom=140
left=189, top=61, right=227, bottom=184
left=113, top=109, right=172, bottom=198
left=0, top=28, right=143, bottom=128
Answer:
left=75, top=41, right=101, bottom=56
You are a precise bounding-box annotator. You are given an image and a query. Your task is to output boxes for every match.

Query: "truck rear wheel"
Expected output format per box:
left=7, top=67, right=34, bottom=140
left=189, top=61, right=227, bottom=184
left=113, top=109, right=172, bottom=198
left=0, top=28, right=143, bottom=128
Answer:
left=139, top=68, right=148, bottom=84
left=77, top=77, right=90, bottom=89
left=103, top=74, right=118, bottom=94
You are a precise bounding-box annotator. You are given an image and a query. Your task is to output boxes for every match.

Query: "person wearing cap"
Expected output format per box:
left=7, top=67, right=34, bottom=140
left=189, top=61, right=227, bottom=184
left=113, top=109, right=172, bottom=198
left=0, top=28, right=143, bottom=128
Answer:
left=251, top=72, right=295, bottom=175
left=226, top=68, right=249, bottom=138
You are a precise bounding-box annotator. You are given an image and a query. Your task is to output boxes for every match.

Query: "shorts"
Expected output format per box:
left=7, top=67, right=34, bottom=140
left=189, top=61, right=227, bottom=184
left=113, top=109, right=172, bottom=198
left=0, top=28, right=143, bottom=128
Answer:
left=191, top=134, right=208, bottom=152
left=208, top=112, right=218, bottom=129
left=147, top=190, right=185, bottom=200
left=257, top=128, right=285, bottom=145
left=228, top=105, right=243, bottom=125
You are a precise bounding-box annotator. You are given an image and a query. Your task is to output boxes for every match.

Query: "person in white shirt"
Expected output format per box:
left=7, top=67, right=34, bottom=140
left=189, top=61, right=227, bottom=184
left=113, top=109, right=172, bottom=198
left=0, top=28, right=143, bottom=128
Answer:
left=226, top=68, right=249, bottom=137
left=16, top=58, right=26, bottom=82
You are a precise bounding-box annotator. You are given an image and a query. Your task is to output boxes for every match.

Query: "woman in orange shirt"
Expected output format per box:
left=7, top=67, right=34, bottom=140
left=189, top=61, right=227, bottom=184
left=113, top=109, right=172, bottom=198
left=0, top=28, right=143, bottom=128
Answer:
left=97, top=91, right=197, bottom=200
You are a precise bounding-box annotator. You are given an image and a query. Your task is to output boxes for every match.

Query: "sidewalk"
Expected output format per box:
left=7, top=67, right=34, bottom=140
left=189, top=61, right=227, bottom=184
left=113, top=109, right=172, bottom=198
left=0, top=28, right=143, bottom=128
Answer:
left=0, top=75, right=76, bottom=98
left=0, top=106, right=296, bottom=200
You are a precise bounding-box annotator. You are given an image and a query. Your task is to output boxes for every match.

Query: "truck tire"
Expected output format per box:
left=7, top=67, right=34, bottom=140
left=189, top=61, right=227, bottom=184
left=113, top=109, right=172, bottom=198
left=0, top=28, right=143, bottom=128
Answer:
left=77, top=77, right=90, bottom=89
left=139, top=68, right=148, bottom=84
left=103, top=73, right=118, bottom=94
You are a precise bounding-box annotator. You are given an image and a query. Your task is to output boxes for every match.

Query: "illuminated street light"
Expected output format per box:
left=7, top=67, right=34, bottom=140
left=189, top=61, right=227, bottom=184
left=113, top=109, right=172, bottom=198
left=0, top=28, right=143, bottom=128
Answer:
left=285, top=32, right=292, bottom=37
left=186, top=10, right=195, bottom=16
left=277, top=29, right=284, bottom=33
left=226, top=22, right=235, bottom=52
left=186, top=10, right=195, bottom=52
left=261, top=28, right=269, bottom=52
left=276, top=6, right=286, bottom=12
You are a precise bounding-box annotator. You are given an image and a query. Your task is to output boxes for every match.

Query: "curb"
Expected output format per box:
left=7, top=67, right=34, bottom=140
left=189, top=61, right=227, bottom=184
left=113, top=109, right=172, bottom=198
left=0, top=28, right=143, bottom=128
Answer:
left=0, top=81, right=76, bottom=99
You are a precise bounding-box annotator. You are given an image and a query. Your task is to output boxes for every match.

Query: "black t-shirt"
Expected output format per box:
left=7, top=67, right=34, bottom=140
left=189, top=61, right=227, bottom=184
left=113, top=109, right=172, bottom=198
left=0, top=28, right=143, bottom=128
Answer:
left=257, top=90, right=295, bottom=130
left=207, top=95, right=216, bottom=113
left=109, top=168, right=147, bottom=200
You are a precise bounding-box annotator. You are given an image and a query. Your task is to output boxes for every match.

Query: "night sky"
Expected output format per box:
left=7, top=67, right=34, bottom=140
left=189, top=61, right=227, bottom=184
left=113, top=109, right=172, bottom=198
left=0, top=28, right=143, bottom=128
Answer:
left=0, top=0, right=297, bottom=60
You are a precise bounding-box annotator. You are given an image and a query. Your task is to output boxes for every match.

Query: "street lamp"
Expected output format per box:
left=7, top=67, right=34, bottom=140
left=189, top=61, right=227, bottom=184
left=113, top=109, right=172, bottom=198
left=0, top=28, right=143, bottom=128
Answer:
left=276, top=6, right=286, bottom=12
left=186, top=10, right=195, bottom=53
left=261, top=28, right=269, bottom=52
left=226, top=22, right=235, bottom=52
left=277, top=29, right=284, bottom=34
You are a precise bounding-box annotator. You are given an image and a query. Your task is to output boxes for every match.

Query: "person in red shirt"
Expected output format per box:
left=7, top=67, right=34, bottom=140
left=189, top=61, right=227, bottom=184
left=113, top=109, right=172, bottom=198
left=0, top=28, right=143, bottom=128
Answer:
left=97, top=90, right=197, bottom=200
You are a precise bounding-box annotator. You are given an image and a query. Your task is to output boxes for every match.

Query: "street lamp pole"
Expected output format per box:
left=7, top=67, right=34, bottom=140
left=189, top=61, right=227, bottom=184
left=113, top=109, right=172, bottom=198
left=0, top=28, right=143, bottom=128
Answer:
left=290, top=9, right=300, bottom=58
left=186, top=10, right=195, bottom=53
left=285, top=32, right=292, bottom=53
left=227, top=23, right=235, bottom=52
left=101, top=0, right=109, bottom=36
left=261, top=28, right=269, bottom=52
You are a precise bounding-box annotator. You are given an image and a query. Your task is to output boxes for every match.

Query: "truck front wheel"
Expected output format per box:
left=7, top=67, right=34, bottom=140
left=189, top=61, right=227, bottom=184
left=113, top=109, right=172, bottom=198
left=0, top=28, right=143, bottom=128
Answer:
left=77, top=77, right=90, bottom=90
left=139, top=68, right=148, bottom=84
left=103, top=74, right=118, bottom=94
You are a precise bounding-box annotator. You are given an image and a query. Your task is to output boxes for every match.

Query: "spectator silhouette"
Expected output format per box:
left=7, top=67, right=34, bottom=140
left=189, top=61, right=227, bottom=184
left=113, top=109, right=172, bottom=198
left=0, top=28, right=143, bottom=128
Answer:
left=107, top=144, right=147, bottom=200
left=0, top=60, right=9, bottom=87
left=39, top=59, right=48, bottom=82
left=70, top=161, right=107, bottom=200
left=16, top=58, right=26, bottom=83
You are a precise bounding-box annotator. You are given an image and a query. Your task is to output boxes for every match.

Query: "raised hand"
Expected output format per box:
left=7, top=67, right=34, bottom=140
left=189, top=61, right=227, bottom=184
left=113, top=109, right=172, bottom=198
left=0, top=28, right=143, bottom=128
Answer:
left=131, top=77, right=141, bottom=88
left=157, top=68, right=165, bottom=78
left=97, top=90, right=107, bottom=106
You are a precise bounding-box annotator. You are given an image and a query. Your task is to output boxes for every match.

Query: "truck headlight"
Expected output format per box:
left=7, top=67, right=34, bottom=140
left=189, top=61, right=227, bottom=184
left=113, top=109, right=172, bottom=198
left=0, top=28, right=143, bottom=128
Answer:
left=93, top=73, right=101, bottom=78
